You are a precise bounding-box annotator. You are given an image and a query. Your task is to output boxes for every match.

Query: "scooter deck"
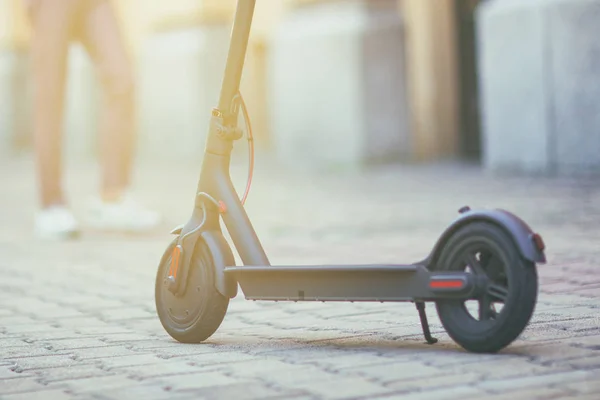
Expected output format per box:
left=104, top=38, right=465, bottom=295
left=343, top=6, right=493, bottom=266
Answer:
left=224, top=264, right=474, bottom=302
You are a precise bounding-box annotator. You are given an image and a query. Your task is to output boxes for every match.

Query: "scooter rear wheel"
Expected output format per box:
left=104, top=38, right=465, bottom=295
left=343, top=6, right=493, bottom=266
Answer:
left=435, top=222, right=538, bottom=353
left=155, top=238, right=229, bottom=343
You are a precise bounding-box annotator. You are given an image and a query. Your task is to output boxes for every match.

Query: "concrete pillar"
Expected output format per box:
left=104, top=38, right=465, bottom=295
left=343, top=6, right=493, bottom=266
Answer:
left=268, top=0, right=411, bottom=172
left=0, top=0, right=30, bottom=155
left=239, top=0, right=286, bottom=152
left=401, top=0, right=460, bottom=161
left=136, top=1, right=239, bottom=162
left=477, top=0, right=600, bottom=176
left=135, top=0, right=282, bottom=162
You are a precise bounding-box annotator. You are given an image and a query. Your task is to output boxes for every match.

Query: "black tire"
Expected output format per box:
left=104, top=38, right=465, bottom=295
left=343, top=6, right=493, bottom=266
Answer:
left=434, top=222, right=538, bottom=353
left=155, top=238, right=229, bottom=343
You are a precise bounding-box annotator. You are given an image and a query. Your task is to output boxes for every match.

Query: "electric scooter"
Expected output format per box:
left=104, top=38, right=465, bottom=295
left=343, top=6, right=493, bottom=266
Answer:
left=155, top=0, right=546, bottom=354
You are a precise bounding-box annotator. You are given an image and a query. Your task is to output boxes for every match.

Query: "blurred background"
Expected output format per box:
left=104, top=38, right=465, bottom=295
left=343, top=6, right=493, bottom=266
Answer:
left=1, top=4, right=600, bottom=396
left=1, top=0, right=598, bottom=175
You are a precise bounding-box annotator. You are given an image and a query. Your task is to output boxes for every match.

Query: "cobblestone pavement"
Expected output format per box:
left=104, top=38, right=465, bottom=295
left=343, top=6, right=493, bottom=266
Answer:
left=1, top=154, right=600, bottom=400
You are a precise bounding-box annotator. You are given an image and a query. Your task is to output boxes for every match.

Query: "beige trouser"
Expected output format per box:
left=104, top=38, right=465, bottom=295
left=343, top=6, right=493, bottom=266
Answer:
left=27, top=0, right=135, bottom=207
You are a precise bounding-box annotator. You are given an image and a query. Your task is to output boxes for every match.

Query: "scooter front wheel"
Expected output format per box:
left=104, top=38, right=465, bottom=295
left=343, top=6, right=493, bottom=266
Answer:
left=435, top=222, right=538, bottom=353
left=155, top=238, right=229, bottom=343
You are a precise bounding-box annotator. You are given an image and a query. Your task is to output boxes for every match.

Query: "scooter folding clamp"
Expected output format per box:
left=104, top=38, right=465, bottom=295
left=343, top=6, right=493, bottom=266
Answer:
left=211, top=108, right=243, bottom=141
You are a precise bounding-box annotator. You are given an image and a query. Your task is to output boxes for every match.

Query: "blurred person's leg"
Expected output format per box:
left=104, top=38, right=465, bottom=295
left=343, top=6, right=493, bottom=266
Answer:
left=29, top=0, right=80, bottom=238
left=79, top=0, right=160, bottom=231
left=79, top=0, right=133, bottom=201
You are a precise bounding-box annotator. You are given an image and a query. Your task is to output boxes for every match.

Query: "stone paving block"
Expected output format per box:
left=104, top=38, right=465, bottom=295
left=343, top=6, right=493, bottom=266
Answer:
left=282, top=375, right=393, bottom=400
left=0, top=389, right=80, bottom=400
left=411, top=350, right=500, bottom=367
left=120, top=340, right=188, bottom=351
left=516, top=325, right=585, bottom=342
left=11, top=355, right=85, bottom=371
left=8, top=298, right=56, bottom=312
left=481, top=386, right=577, bottom=400
left=0, top=316, right=39, bottom=326
left=216, top=337, right=312, bottom=355
left=50, top=375, right=139, bottom=394
left=250, top=346, right=365, bottom=364
left=340, top=361, right=444, bottom=384
left=452, top=357, right=570, bottom=379
left=175, top=351, right=257, bottom=367
left=218, top=359, right=300, bottom=377
left=118, top=360, right=205, bottom=380
left=573, top=287, right=600, bottom=297
left=566, top=355, right=600, bottom=369
left=269, top=396, right=317, bottom=400
left=2, top=160, right=600, bottom=399
left=537, top=294, right=599, bottom=306
left=304, top=352, right=404, bottom=371
left=216, top=319, right=261, bottom=331
left=566, top=335, right=600, bottom=348
left=0, top=338, right=28, bottom=348
left=514, top=342, right=600, bottom=364
left=532, top=306, right=599, bottom=321
left=57, top=297, right=126, bottom=312
left=27, top=306, right=88, bottom=320
left=2, top=324, right=65, bottom=336
left=2, top=346, right=57, bottom=359
left=95, top=354, right=164, bottom=370
left=564, top=378, right=600, bottom=394
left=245, top=328, right=351, bottom=343
left=476, top=370, right=593, bottom=393
left=237, top=364, right=329, bottom=387
left=97, top=308, right=155, bottom=322
left=90, top=384, right=185, bottom=400
left=70, top=346, right=141, bottom=361
left=118, top=319, right=164, bottom=335
left=156, top=371, right=246, bottom=391
left=53, top=318, right=112, bottom=330
left=97, top=333, right=156, bottom=343
left=35, top=365, right=113, bottom=383
left=0, top=366, right=33, bottom=380
left=0, top=378, right=49, bottom=395
left=0, top=309, right=14, bottom=317
left=181, top=383, right=305, bottom=400
left=41, top=338, right=112, bottom=351
left=16, top=330, right=86, bottom=342
left=384, top=371, right=483, bottom=392
left=147, top=345, right=228, bottom=360
left=372, top=385, right=487, bottom=400
left=323, top=335, right=452, bottom=356
left=72, top=327, right=134, bottom=337
left=559, top=395, right=600, bottom=400
left=565, top=376, right=600, bottom=394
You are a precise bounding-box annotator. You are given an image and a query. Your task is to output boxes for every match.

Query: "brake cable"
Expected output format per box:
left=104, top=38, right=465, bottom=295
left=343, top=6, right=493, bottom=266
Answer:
left=192, top=91, right=254, bottom=221
left=233, top=91, right=255, bottom=206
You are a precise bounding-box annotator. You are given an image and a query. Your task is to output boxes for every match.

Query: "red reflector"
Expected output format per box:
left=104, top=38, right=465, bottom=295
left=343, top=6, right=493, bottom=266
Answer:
left=532, top=233, right=545, bottom=251
left=169, top=245, right=182, bottom=278
left=430, top=280, right=464, bottom=289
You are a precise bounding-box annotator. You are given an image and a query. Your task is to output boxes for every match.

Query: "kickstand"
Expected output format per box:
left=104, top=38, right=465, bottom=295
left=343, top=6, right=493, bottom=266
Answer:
left=415, top=302, right=438, bottom=345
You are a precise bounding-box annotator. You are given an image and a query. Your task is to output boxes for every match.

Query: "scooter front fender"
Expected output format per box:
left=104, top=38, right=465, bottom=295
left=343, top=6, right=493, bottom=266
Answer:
left=426, top=208, right=546, bottom=268
left=170, top=224, right=185, bottom=235
left=169, top=224, right=238, bottom=298
left=200, top=230, right=238, bottom=299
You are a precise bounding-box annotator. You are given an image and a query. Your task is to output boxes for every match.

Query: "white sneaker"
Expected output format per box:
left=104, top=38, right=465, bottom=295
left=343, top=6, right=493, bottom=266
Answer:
left=35, top=206, right=80, bottom=240
left=85, top=194, right=162, bottom=233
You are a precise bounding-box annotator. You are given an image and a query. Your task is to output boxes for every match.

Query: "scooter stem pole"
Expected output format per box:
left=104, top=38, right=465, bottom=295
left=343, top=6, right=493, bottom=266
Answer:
left=218, top=0, right=256, bottom=113
left=190, top=0, right=270, bottom=267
